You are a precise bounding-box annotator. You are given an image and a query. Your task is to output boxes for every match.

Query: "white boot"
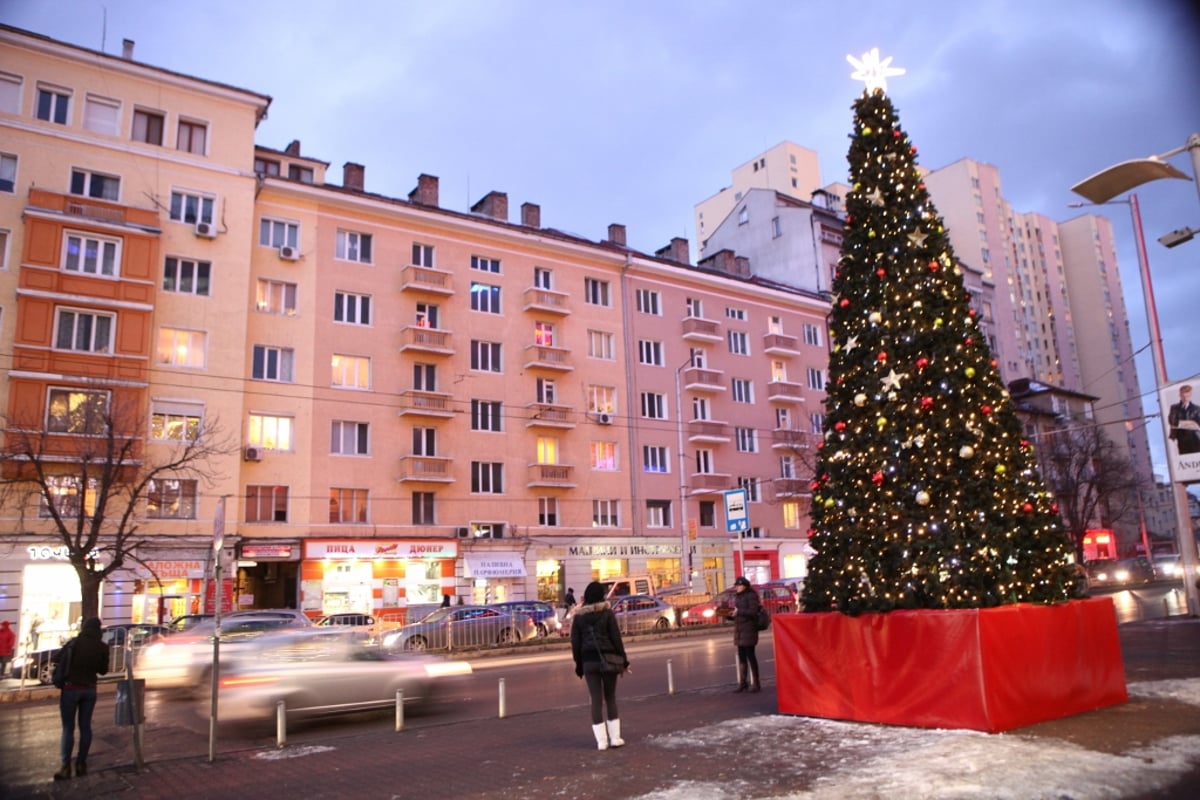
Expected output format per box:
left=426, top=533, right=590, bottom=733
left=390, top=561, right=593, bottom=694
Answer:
left=591, top=722, right=610, bottom=751
left=606, top=718, right=625, bottom=748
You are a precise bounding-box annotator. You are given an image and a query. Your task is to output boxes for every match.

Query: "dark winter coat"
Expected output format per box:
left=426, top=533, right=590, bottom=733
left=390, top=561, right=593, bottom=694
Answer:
left=62, top=625, right=109, bottom=689
left=570, top=601, right=628, bottom=675
left=731, top=588, right=762, bottom=648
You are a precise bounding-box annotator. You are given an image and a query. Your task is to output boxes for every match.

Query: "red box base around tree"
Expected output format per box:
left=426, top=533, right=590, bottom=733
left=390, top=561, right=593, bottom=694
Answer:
left=773, top=597, right=1128, bottom=732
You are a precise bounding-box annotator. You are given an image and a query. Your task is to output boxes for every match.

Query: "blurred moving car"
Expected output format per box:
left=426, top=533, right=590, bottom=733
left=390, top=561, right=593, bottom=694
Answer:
left=315, top=613, right=375, bottom=627
left=680, top=589, right=735, bottom=626
left=168, top=614, right=214, bottom=633
left=10, top=623, right=170, bottom=684
left=381, top=605, right=536, bottom=652
left=488, top=601, right=561, bottom=637
left=216, top=628, right=471, bottom=724
left=1152, top=554, right=1183, bottom=582
left=1087, top=557, right=1154, bottom=587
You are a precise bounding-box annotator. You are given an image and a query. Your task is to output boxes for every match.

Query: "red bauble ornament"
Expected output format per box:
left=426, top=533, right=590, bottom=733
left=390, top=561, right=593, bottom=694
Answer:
left=1020, top=439, right=1030, bottom=449
left=877, top=352, right=888, bottom=362
left=911, top=146, right=918, bottom=155
left=1051, top=503, right=1059, bottom=514
left=981, top=405, right=993, bottom=416
left=872, top=471, right=884, bottom=485
left=916, top=357, right=929, bottom=370
left=920, top=396, right=934, bottom=409
left=876, top=268, right=886, bottom=278
left=835, top=421, right=847, bottom=432
left=893, top=130, right=901, bottom=139
left=840, top=298, right=851, bottom=308
left=928, top=260, right=939, bottom=272
left=965, top=337, right=973, bottom=346
left=1022, top=502, right=1034, bottom=513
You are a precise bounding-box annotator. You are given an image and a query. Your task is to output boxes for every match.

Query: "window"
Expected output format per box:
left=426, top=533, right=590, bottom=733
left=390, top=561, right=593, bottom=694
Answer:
left=245, top=485, right=288, bottom=523
left=771, top=360, right=787, bottom=383
left=80, top=94, right=119, bottom=136
left=331, top=422, right=367, bottom=453
left=780, top=455, right=796, bottom=479
left=0, top=153, right=14, bottom=192
left=412, top=427, right=437, bottom=456
left=732, top=379, right=754, bottom=403
left=775, top=408, right=792, bottom=429
left=685, top=297, right=703, bottom=317
left=690, top=348, right=707, bottom=368
left=534, top=267, right=552, bottom=290
left=413, top=363, right=437, bottom=391
left=641, top=393, right=666, bottom=419
left=336, top=230, right=373, bottom=263
left=806, top=367, right=826, bottom=390
left=695, top=449, right=714, bottom=474
left=47, top=388, right=109, bottom=434
left=132, top=108, right=164, bottom=145
left=0, top=229, right=8, bottom=268
left=471, top=462, right=504, bottom=494
left=534, top=321, right=555, bottom=347
left=588, top=330, right=615, bottom=360
left=151, top=402, right=203, bottom=442
left=252, top=345, right=294, bottom=382
left=470, top=340, right=502, bottom=373
left=728, top=330, right=749, bottom=356
left=70, top=169, right=120, bottom=200
left=248, top=413, right=293, bottom=451
left=259, top=217, right=299, bottom=248
left=593, top=499, right=619, bottom=527
left=803, top=323, right=823, bottom=347
left=40, top=476, right=96, bottom=518
left=536, top=378, right=556, bottom=404
left=36, top=86, right=70, bottom=124
left=288, top=164, right=314, bottom=183
left=157, top=328, right=206, bottom=368
left=412, top=242, right=434, bottom=267
left=810, top=413, right=825, bottom=435
left=330, top=488, right=368, bottom=524
left=725, top=306, right=746, bottom=321
left=692, top=396, right=711, bottom=421
left=471, top=255, right=501, bottom=274
left=0, top=72, right=21, bottom=114
left=64, top=232, right=119, bottom=276
left=55, top=309, right=113, bottom=353
left=588, top=386, right=616, bottom=414
left=576, top=277, right=609, bottom=309
left=412, top=492, right=436, bottom=525
left=647, top=500, right=672, bottom=528
left=736, top=428, right=758, bottom=453
left=256, top=279, right=297, bottom=315
left=590, top=441, right=617, bottom=471
left=643, top=446, right=669, bottom=473
left=782, top=501, right=802, bottom=529
left=771, top=216, right=782, bottom=238
left=536, top=437, right=559, bottom=465
left=538, top=497, right=559, bottom=527
left=738, top=477, right=760, bottom=502
left=471, top=400, right=503, bottom=432
left=332, top=354, right=370, bottom=389
left=636, top=289, right=661, bottom=315
left=415, top=302, right=438, bottom=328
left=470, top=282, right=501, bottom=313
left=147, top=479, right=198, bottom=519
left=254, top=157, right=280, bottom=176
left=738, top=206, right=748, bottom=225
left=169, top=190, right=215, bottom=225
left=334, top=291, right=371, bottom=325
left=177, top=119, right=207, bottom=154
left=699, top=501, right=716, bottom=527
left=638, top=340, right=663, bottom=366
left=163, top=257, right=211, bottom=296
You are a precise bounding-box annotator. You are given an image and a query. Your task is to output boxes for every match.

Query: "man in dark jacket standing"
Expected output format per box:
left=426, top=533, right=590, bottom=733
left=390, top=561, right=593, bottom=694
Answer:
left=730, top=576, right=762, bottom=692
left=55, top=617, right=109, bottom=780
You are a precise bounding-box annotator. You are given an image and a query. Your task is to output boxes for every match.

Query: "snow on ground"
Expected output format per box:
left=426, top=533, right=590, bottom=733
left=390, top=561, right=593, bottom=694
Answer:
left=637, top=679, right=1200, bottom=800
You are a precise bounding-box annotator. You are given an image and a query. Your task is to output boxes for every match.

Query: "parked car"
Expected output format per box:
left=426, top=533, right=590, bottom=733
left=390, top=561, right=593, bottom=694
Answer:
left=10, top=623, right=171, bottom=684
left=488, top=601, right=561, bottom=637
left=608, top=595, right=675, bottom=634
left=680, top=589, right=735, bottom=626
left=215, top=628, right=471, bottom=725
left=679, top=581, right=798, bottom=626
left=1087, top=557, right=1154, bottom=587
left=381, top=605, right=536, bottom=652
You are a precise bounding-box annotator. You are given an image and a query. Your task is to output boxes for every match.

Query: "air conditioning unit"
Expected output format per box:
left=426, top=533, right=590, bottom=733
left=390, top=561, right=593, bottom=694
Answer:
left=243, top=445, right=263, bottom=462
left=194, top=221, right=217, bottom=239
left=278, top=245, right=300, bottom=261
left=455, top=527, right=470, bottom=538
left=597, top=412, right=613, bottom=425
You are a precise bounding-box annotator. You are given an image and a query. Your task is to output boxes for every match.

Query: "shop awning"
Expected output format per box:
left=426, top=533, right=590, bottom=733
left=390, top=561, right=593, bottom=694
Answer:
left=463, top=552, right=527, bottom=578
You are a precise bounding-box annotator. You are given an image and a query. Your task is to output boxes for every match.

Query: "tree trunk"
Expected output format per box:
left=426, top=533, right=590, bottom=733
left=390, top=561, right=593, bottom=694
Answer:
left=76, top=566, right=104, bottom=622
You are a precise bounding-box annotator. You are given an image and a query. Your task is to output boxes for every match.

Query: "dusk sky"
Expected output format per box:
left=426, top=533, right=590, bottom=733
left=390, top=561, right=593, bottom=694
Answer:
left=5, top=0, right=1200, bottom=477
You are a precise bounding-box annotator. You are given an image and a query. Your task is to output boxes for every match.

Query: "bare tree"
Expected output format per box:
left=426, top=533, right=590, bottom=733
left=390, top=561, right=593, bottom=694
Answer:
left=1036, top=418, right=1144, bottom=563
left=0, top=393, right=235, bottom=621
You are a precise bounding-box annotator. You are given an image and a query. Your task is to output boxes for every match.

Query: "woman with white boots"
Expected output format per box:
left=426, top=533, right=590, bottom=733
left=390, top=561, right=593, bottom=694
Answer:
left=570, top=581, right=630, bottom=750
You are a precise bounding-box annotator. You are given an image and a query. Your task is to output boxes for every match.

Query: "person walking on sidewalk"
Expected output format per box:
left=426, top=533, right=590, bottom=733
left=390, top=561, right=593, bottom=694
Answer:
left=570, top=581, right=629, bottom=750
left=0, top=620, right=15, bottom=677
left=730, top=576, right=762, bottom=692
left=54, top=617, right=109, bottom=780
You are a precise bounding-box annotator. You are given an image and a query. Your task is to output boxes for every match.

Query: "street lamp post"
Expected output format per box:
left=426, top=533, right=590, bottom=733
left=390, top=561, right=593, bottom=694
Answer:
left=674, top=360, right=693, bottom=591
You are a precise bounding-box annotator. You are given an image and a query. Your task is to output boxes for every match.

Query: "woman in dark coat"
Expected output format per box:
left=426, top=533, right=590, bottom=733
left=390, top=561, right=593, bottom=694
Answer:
left=730, top=576, right=762, bottom=692
left=55, top=617, right=109, bottom=780
left=570, top=581, right=629, bottom=750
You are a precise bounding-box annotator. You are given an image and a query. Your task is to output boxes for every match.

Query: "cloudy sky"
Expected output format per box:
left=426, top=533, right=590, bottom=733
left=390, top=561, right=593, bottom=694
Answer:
left=6, top=0, right=1200, bottom=476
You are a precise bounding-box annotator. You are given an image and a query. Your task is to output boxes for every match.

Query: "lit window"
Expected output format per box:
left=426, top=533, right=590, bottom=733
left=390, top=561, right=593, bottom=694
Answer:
left=331, top=354, right=370, bottom=389
left=46, top=388, right=109, bottom=434
left=157, top=328, right=206, bottom=368
left=147, top=479, right=198, bottom=519
left=329, top=488, right=369, bottom=524
left=248, top=414, right=293, bottom=451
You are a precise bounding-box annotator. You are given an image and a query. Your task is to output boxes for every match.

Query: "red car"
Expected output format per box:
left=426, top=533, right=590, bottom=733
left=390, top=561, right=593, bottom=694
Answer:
left=679, top=582, right=799, bottom=626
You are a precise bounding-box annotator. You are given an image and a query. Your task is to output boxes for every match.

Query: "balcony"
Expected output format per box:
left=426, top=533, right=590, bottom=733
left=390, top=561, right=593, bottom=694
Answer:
left=772, top=478, right=809, bottom=498
left=525, top=403, right=577, bottom=429
left=400, top=265, right=454, bottom=295
left=762, top=332, right=800, bottom=356
left=398, top=456, right=455, bottom=483
left=523, top=344, right=574, bottom=372
left=681, top=317, right=723, bottom=343
left=398, top=390, right=456, bottom=418
left=766, top=380, right=806, bottom=403
left=682, top=366, right=725, bottom=392
left=688, top=473, right=733, bottom=495
left=28, top=188, right=160, bottom=231
left=771, top=428, right=814, bottom=450
left=399, top=326, right=454, bottom=356
left=687, top=419, right=731, bottom=444
left=527, top=463, right=577, bottom=488
left=523, top=287, right=571, bottom=316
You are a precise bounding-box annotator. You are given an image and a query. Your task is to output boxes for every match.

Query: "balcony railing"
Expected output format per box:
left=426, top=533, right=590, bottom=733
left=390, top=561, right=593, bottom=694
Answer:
left=400, top=265, right=455, bottom=295
left=523, top=345, right=573, bottom=372
left=527, top=463, right=577, bottom=488
left=682, top=367, right=725, bottom=392
left=762, top=332, right=800, bottom=356
left=688, top=473, right=732, bottom=494
left=398, top=391, right=456, bottom=418
left=522, top=288, right=571, bottom=315
left=772, top=478, right=809, bottom=498
left=687, top=419, right=731, bottom=443
left=398, top=456, right=454, bottom=483
left=399, top=326, right=454, bottom=355
left=525, top=404, right=576, bottom=428
left=771, top=429, right=814, bottom=450
left=681, top=317, right=723, bottom=342
left=766, top=380, right=806, bottom=403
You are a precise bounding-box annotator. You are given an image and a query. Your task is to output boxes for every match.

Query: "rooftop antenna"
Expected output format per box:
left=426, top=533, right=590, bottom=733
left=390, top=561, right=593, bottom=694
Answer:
left=101, top=6, right=107, bottom=52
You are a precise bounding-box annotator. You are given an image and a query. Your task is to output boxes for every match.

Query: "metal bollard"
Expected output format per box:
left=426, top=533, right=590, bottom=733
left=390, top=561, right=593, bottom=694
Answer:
left=498, top=677, right=507, bottom=719
left=275, top=700, right=287, bottom=748
left=395, top=689, right=405, bottom=731
left=667, top=659, right=676, bottom=695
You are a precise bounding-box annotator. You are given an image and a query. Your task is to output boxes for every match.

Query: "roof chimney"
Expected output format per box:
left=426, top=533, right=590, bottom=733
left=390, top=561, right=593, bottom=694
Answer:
left=408, top=174, right=439, bottom=207
left=520, top=202, right=541, bottom=228
left=471, top=191, right=509, bottom=222
left=343, top=162, right=365, bottom=192
left=122, top=39, right=135, bottom=60
left=655, top=237, right=690, bottom=265
left=285, top=140, right=302, bottom=156
left=606, top=224, right=627, bottom=246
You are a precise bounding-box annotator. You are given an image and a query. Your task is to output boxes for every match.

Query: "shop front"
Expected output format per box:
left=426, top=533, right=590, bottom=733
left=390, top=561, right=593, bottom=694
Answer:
left=236, top=540, right=301, bottom=611
left=131, top=559, right=208, bottom=625
left=462, top=550, right=527, bottom=605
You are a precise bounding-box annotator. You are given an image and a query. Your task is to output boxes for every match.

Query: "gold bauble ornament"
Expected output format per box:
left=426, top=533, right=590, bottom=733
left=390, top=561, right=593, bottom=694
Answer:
left=959, top=445, right=975, bottom=459
left=916, top=491, right=931, bottom=506
left=854, top=393, right=867, bottom=406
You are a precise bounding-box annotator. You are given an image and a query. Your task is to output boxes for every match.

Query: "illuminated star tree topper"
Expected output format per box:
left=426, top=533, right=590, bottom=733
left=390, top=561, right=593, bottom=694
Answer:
left=847, top=48, right=906, bottom=93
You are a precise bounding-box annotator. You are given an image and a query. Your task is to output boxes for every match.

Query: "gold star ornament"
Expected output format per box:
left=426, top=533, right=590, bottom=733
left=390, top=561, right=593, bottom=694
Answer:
left=847, top=48, right=906, bottom=93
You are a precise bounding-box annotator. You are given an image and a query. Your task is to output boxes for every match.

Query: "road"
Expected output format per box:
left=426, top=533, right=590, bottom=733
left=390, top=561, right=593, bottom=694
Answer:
left=1089, top=579, right=1190, bottom=624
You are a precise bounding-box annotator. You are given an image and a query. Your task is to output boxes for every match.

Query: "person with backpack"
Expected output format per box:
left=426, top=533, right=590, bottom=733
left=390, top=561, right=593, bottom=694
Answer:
left=53, top=617, right=109, bottom=780
left=730, top=576, right=763, bottom=693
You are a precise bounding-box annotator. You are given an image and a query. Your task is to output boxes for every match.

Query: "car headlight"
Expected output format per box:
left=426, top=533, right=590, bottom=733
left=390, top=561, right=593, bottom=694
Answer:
left=1115, top=569, right=1130, bottom=582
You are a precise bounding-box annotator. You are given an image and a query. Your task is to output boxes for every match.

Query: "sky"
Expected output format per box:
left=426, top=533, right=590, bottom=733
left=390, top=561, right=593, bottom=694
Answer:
left=5, top=0, right=1200, bottom=478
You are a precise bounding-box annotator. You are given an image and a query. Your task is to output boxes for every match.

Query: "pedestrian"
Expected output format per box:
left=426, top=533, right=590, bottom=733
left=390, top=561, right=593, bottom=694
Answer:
left=54, top=616, right=109, bottom=780
left=0, top=620, right=15, bottom=676
left=441, top=594, right=452, bottom=608
left=570, top=581, right=629, bottom=750
left=564, top=587, right=576, bottom=610
left=730, top=576, right=762, bottom=693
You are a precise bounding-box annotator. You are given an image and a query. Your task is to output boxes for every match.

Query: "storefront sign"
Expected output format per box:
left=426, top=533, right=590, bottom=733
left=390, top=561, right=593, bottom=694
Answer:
left=241, top=545, right=296, bottom=560
left=304, top=540, right=459, bottom=560
left=568, top=543, right=681, bottom=557
left=464, top=553, right=527, bottom=578
left=27, top=544, right=100, bottom=561
left=142, top=561, right=206, bottom=579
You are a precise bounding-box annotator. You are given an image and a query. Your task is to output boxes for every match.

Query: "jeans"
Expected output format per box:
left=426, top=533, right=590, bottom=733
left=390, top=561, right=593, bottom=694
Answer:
left=59, top=686, right=98, bottom=763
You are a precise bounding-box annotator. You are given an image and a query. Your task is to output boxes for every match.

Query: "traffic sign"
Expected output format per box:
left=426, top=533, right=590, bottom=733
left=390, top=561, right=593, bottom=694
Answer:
left=724, top=489, right=749, bottom=533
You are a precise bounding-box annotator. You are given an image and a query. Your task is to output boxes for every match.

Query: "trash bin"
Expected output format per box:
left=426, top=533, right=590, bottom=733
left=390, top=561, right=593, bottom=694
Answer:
left=114, top=678, right=145, bottom=726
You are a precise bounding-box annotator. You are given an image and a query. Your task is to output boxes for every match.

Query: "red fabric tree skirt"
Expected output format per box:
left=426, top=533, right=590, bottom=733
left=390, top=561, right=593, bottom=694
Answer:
left=774, top=597, right=1127, bottom=732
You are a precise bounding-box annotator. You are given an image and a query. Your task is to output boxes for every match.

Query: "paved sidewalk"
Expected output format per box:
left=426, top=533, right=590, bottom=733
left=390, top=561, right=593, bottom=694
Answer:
left=5, top=617, right=1200, bottom=800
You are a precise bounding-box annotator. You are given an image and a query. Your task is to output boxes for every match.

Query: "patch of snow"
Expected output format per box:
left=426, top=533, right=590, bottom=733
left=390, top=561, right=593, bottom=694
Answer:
left=253, top=744, right=336, bottom=760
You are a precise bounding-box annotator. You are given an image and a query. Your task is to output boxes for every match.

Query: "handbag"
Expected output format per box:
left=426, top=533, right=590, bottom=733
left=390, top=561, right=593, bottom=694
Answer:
left=755, top=605, right=771, bottom=631
left=591, top=628, right=626, bottom=674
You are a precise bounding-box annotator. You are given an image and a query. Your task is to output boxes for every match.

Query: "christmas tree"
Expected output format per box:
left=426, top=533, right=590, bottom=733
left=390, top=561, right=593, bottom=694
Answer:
left=802, top=50, right=1079, bottom=615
